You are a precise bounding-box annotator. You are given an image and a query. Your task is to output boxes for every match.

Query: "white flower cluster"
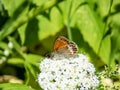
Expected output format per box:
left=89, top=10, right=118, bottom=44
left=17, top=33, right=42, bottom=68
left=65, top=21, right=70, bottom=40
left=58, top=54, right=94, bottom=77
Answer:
left=38, top=54, right=99, bottom=90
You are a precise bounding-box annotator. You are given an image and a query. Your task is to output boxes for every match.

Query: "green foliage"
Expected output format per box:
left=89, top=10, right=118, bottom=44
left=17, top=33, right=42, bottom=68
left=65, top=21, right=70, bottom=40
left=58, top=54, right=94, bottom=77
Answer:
left=0, top=0, right=120, bottom=89
left=98, top=65, right=120, bottom=89
left=0, top=83, right=35, bottom=90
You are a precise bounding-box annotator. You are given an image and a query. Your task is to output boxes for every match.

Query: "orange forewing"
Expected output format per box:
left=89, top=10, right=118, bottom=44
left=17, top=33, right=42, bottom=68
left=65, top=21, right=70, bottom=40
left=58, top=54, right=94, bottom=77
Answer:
left=53, top=36, right=68, bottom=51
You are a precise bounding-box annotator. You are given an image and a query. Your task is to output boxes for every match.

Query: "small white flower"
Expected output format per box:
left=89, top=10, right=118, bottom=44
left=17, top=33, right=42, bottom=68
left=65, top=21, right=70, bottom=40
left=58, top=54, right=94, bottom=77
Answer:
left=8, top=41, right=13, bottom=49
left=0, top=57, right=6, bottom=64
left=38, top=54, right=99, bottom=90
left=4, top=50, right=10, bottom=56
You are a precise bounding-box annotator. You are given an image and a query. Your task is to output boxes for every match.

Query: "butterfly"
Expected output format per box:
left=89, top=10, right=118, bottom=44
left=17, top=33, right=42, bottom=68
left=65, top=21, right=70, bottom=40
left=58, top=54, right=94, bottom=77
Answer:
left=49, top=36, right=78, bottom=60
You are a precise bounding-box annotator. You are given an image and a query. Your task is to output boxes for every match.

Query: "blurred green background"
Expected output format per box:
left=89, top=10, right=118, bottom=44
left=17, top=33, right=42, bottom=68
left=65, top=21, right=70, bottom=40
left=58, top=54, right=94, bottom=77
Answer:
left=0, top=0, right=120, bottom=90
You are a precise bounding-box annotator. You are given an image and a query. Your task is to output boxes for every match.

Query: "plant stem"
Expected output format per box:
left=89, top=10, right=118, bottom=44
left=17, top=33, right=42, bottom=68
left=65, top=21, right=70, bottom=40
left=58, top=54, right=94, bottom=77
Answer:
left=67, top=0, right=73, bottom=40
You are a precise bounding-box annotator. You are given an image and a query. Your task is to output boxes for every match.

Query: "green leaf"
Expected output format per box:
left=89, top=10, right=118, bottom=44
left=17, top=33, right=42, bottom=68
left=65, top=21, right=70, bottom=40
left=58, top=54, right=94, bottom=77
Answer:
left=0, top=50, right=3, bottom=55
left=97, top=0, right=111, bottom=18
left=0, top=41, right=12, bottom=55
left=37, top=7, right=64, bottom=39
left=58, top=0, right=84, bottom=26
left=26, top=54, right=43, bottom=62
left=18, top=18, right=40, bottom=46
left=42, top=0, right=105, bottom=55
left=111, top=0, right=120, bottom=13
left=58, top=0, right=104, bottom=53
left=111, top=27, right=120, bottom=57
left=18, top=6, right=64, bottom=46
left=25, top=62, right=37, bottom=79
left=0, top=41, right=10, bottom=50
left=7, top=57, right=24, bottom=67
left=99, top=35, right=111, bottom=65
left=32, top=0, right=48, bottom=6
left=8, top=37, right=26, bottom=58
left=73, top=2, right=104, bottom=54
left=0, top=83, right=35, bottom=90
left=60, top=0, right=112, bottom=65
left=25, top=54, right=43, bottom=67
left=110, top=13, right=120, bottom=65
left=2, top=0, right=25, bottom=17
left=17, top=23, right=27, bottom=45
left=24, top=54, right=43, bottom=78
left=0, top=1, right=29, bottom=41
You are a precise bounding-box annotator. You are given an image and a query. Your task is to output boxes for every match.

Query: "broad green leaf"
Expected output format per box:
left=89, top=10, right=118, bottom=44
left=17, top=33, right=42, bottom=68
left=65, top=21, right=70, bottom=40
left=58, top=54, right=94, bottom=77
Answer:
left=7, top=57, right=24, bottom=67
left=58, top=0, right=104, bottom=54
left=18, top=18, right=39, bottom=46
left=86, top=0, right=97, bottom=10
left=25, top=54, right=43, bottom=66
left=0, top=83, right=35, bottom=90
left=18, top=23, right=27, bottom=45
left=110, top=13, right=120, bottom=65
left=24, top=54, right=43, bottom=78
left=111, top=0, right=120, bottom=13
left=111, top=13, right=120, bottom=31
left=37, top=6, right=64, bottom=44
left=0, top=41, right=10, bottom=50
left=2, top=0, right=25, bottom=17
left=18, top=6, right=64, bottom=46
left=58, top=0, right=84, bottom=25
left=0, top=2, right=29, bottom=41
left=8, top=37, right=26, bottom=58
left=0, top=41, right=12, bottom=54
left=99, top=35, right=111, bottom=65
left=73, top=2, right=103, bottom=54
left=52, top=0, right=109, bottom=64
left=1, top=0, right=60, bottom=41
left=25, top=62, right=37, bottom=79
left=0, top=50, right=3, bottom=54
left=33, top=0, right=48, bottom=6
left=97, top=0, right=111, bottom=18
left=59, top=0, right=112, bottom=65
